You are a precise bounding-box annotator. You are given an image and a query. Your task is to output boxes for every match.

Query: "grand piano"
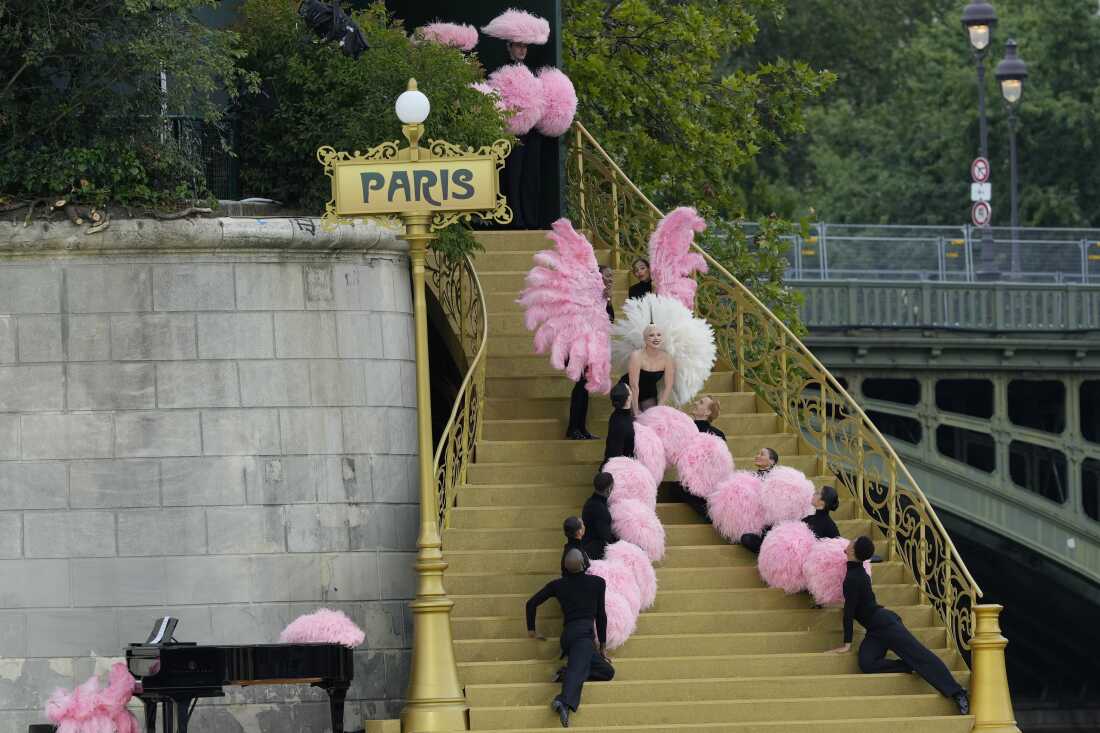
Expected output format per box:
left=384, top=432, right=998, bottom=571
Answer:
left=126, top=618, right=354, bottom=733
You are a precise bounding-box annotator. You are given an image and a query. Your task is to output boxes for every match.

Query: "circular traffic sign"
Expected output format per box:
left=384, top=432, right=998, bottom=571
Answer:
left=971, top=157, right=991, bottom=183
left=971, top=201, right=992, bottom=227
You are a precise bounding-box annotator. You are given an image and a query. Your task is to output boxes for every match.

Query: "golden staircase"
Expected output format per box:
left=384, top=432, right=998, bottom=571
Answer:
left=430, top=231, right=969, bottom=732
left=422, top=123, right=1004, bottom=732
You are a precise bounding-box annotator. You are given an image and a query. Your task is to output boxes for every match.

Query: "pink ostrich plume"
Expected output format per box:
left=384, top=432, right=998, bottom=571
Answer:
left=516, top=219, right=611, bottom=393
left=757, top=520, right=817, bottom=594
left=603, top=588, right=639, bottom=650
left=605, top=540, right=657, bottom=610
left=481, top=9, right=550, bottom=45
left=605, top=456, right=658, bottom=510
left=804, top=537, right=873, bottom=606
left=589, top=558, right=642, bottom=614
left=707, top=471, right=766, bottom=542
left=632, top=422, right=667, bottom=485
left=279, top=608, right=365, bottom=648
left=487, top=63, right=544, bottom=135
left=760, top=466, right=817, bottom=527
left=649, top=206, right=708, bottom=310
left=611, top=498, right=666, bottom=561
left=46, top=662, right=140, bottom=733
left=636, top=406, right=697, bottom=463
left=418, top=22, right=479, bottom=51
left=535, top=67, right=577, bottom=137
left=675, top=432, right=733, bottom=498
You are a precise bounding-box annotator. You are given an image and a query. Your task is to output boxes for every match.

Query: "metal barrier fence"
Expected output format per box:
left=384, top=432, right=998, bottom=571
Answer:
left=780, top=223, right=1100, bottom=283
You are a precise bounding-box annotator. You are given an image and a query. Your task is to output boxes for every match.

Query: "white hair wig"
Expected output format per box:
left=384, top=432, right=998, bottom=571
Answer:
left=611, top=293, right=716, bottom=405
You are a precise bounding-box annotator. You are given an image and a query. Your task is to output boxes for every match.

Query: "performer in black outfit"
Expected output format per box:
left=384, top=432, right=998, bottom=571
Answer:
left=742, top=482, right=838, bottom=553
left=567, top=267, right=615, bottom=440
left=738, top=447, right=781, bottom=552
left=581, top=472, right=616, bottom=560
left=527, top=549, right=615, bottom=727
left=828, top=536, right=970, bottom=715
left=602, top=383, right=635, bottom=467
left=628, top=258, right=653, bottom=300
left=670, top=395, right=728, bottom=521
left=560, top=516, right=591, bottom=575
left=617, top=367, right=663, bottom=411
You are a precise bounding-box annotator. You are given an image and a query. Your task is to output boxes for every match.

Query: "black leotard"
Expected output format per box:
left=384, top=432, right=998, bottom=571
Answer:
left=618, top=368, right=665, bottom=404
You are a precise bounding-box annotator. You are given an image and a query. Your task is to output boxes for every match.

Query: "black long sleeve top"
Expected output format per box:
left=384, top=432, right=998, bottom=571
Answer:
left=628, top=281, right=653, bottom=300
left=526, top=573, right=608, bottom=644
left=581, top=493, right=616, bottom=560
left=604, top=408, right=636, bottom=464
left=802, top=509, right=839, bottom=539
left=606, top=301, right=615, bottom=323
left=561, top=538, right=591, bottom=575
left=841, top=560, right=882, bottom=643
left=694, top=420, right=726, bottom=441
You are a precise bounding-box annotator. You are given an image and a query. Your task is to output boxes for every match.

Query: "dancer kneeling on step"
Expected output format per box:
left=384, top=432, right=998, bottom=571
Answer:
left=581, top=472, right=617, bottom=561
left=618, top=324, right=675, bottom=415
left=827, top=536, right=971, bottom=715
left=527, top=549, right=615, bottom=727
left=561, top=516, right=591, bottom=575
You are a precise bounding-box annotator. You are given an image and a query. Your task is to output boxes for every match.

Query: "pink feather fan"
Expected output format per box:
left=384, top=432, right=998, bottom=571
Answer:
left=675, top=432, right=733, bottom=498
left=603, top=588, right=639, bottom=650
left=804, top=537, right=872, bottom=607
left=46, top=662, right=140, bottom=733
left=632, top=422, right=667, bottom=485
left=757, top=520, right=817, bottom=593
left=760, top=466, right=816, bottom=527
left=481, top=9, right=551, bottom=45
left=535, top=67, right=577, bottom=137
left=604, top=541, right=658, bottom=610
left=487, top=63, right=544, bottom=135
left=279, top=608, right=365, bottom=648
left=648, top=207, right=709, bottom=310
left=516, top=219, right=611, bottom=393
left=706, top=471, right=766, bottom=542
left=589, top=558, right=642, bottom=614
left=605, top=456, right=658, bottom=509
left=419, top=22, right=478, bottom=51
left=636, top=406, right=697, bottom=463
left=610, top=498, right=666, bottom=562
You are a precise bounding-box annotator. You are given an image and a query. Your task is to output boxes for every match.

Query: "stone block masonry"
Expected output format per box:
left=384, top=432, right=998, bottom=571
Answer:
left=0, top=217, right=417, bottom=732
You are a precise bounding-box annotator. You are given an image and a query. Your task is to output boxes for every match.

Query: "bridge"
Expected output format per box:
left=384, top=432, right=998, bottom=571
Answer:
left=781, top=224, right=1100, bottom=730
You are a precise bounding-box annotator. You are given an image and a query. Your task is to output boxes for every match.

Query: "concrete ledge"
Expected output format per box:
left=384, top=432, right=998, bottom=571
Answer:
left=0, top=217, right=406, bottom=257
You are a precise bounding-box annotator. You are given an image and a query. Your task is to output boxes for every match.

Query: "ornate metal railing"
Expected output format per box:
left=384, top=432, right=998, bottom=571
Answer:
left=426, top=250, right=487, bottom=532
left=567, top=122, right=983, bottom=654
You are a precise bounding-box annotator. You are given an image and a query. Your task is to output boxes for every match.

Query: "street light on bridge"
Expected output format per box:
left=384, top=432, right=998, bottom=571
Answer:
left=962, top=0, right=998, bottom=278
left=996, top=39, right=1028, bottom=277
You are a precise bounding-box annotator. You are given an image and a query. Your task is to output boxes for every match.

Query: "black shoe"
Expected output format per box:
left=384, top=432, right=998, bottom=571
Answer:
left=552, top=667, right=564, bottom=683
left=551, top=698, right=570, bottom=727
left=953, top=691, right=970, bottom=715
left=582, top=431, right=600, bottom=440
left=566, top=428, right=586, bottom=440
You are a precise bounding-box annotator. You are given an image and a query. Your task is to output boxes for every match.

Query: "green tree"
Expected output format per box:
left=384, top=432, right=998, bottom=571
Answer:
left=235, top=0, right=512, bottom=212
left=0, top=0, right=254, bottom=205
left=562, top=0, right=834, bottom=219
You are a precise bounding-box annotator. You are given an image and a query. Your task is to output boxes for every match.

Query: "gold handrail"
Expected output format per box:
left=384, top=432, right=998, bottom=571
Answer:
left=567, top=121, right=983, bottom=653
left=427, top=250, right=488, bottom=532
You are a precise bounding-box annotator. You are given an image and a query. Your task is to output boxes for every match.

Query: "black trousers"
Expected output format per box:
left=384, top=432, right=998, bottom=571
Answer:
left=504, top=131, right=544, bottom=229
left=858, top=609, right=963, bottom=698
left=668, top=482, right=710, bottom=523
left=740, top=526, right=770, bottom=553
left=568, top=376, right=589, bottom=433
left=557, top=620, right=615, bottom=712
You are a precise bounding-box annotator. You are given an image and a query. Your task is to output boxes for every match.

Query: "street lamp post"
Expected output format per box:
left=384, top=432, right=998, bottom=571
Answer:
left=996, top=39, right=1028, bottom=278
left=962, top=0, right=998, bottom=278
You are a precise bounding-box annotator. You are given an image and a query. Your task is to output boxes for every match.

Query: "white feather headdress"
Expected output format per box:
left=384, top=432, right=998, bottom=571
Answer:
left=611, top=293, right=716, bottom=405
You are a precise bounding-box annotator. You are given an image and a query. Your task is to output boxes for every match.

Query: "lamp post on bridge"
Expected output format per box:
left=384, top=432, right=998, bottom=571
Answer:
left=962, top=0, right=998, bottom=279
left=996, top=39, right=1028, bottom=278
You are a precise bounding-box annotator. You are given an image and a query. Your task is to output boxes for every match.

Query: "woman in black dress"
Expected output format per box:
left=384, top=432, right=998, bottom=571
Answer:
left=628, top=258, right=653, bottom=300
left=619, top=324, right=675, bottom=415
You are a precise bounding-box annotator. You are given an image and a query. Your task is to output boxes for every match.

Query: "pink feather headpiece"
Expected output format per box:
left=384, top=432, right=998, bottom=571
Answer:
left=516, top=219, right=612, bottom=393
left=481, top=9, right=550, bottom=45
left=419, top=22, right=479, bottom=51
left=46, top=662, right=140, bottom=733
left=649, top=206, right=709, bottom=310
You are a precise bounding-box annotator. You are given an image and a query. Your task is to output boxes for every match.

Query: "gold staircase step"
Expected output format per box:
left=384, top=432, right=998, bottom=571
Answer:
left=480, top=413, right=780, bottom=441
left=484, top=392, right=762, bottom=420
left=452, top=605, right=935, bottom=640
left=445, top=545, right=755, bottom=573
left=465, top=455, right=820, bottom=484
left=450, top=578, right=912, bottom=618
left=454, top=627, right=947, bottom=663
left=475, top=433, right=798, bottom=464
left=469, top=693, right=956, bottom=728
left=484, top=368, right=734, bottom=393
left=475, top=249, right=615, bottom=272
left=443, top=523, right=728, bottom=550
left=473, top=230, right=561, bottom=251
left=471, top=715, right=971, bottom=733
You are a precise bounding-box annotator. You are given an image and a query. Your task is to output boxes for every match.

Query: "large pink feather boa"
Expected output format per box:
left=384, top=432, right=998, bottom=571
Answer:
left=46, top=662, right=140, bottom=733
left=649, top=207, right=709, bottom=310
left=516, top=219, right=611, bottom=393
